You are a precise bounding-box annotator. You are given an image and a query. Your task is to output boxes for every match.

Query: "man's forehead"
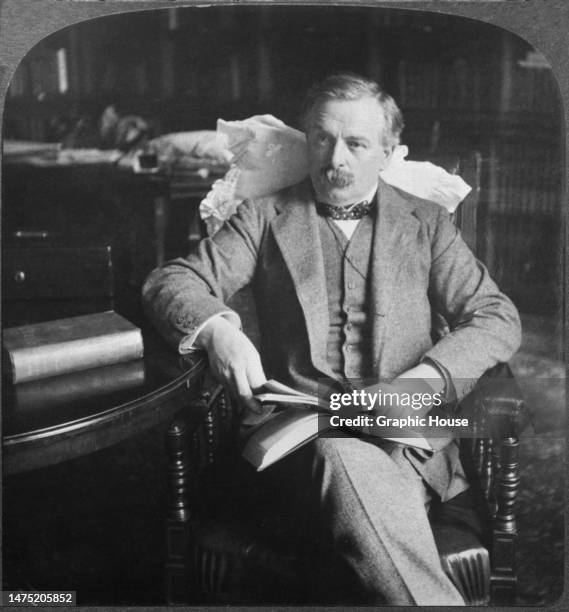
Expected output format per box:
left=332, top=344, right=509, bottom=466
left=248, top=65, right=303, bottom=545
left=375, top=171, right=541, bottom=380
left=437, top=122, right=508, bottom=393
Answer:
left=308, top=97, right=385, bottom=133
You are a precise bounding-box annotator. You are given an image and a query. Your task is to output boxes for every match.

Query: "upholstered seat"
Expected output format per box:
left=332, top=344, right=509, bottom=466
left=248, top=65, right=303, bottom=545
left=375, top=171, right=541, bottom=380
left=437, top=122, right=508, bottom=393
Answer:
left=187, top=477, right=488, bottom=604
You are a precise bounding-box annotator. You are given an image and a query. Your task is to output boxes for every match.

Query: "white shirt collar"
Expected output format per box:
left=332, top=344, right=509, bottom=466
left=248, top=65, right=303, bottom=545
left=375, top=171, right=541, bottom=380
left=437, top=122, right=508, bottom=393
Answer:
left=331, top=183, right=378, bottom=239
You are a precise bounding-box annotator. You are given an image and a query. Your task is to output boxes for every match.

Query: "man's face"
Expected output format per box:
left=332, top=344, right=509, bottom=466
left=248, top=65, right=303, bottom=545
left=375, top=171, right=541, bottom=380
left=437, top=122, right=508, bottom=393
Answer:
left=306, top=96, right=393, bottom=206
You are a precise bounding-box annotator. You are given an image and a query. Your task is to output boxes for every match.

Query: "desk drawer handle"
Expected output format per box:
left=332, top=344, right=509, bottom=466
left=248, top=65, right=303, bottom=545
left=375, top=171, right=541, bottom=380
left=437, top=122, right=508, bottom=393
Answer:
left=13, top=270, right=26, bottom=284
left=13, top=230, right=51, bottom=239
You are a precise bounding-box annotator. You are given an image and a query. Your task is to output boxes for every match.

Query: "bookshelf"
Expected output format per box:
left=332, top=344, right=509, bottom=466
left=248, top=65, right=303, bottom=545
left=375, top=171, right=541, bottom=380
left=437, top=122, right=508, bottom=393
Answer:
left=2, top=6, right=563, bottom=315
left=4, top=8, right=561, bottom=132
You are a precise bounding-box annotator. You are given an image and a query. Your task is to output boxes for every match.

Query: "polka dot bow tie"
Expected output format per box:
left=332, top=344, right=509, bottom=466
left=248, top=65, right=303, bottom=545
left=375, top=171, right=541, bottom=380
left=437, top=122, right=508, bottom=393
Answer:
left=316, top=200, right=374, bottom=220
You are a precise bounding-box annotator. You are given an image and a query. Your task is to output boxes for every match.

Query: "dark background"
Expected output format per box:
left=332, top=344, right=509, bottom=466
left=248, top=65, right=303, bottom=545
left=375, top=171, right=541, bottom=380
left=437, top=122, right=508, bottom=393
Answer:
left=3, top=5, right=564, bottom=316
left=1, top=3, right=565, bottom=607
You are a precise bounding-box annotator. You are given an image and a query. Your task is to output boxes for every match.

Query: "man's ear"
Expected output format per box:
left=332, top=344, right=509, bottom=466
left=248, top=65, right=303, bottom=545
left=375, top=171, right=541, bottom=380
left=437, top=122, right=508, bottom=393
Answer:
left=378, top=145, right=395, bottom=171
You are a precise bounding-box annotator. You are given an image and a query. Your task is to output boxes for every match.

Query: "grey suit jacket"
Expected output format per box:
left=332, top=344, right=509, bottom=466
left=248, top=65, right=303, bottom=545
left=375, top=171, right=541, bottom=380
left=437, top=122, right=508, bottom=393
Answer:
left=142, top=177, right=521, bottom=499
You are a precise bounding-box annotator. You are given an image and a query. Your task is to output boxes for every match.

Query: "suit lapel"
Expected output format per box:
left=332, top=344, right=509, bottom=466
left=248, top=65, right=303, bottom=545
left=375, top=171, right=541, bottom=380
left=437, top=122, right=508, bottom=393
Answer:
left=370, top=179, right=421, bottom=376
left=269, top=178, right=421, bottom=382
left=270, top=181, right=335, bottom=378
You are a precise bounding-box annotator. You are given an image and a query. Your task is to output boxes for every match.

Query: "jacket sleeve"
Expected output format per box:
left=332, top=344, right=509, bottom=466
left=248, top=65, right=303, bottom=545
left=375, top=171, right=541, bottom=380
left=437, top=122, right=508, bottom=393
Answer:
left=141, top=197, right=267, bottom=352
left=423, top=207, right=522, bottom=399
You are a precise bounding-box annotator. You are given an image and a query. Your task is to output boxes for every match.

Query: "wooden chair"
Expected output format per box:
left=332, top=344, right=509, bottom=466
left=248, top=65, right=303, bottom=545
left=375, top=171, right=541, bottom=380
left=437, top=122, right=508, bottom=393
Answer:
left=162, top=151, right=530, bottom=606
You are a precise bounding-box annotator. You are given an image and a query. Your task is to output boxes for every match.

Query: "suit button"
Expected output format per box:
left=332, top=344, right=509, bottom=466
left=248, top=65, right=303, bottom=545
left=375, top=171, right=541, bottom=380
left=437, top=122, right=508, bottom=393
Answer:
left=347, top=282, right=355, bottom=289
left=346, top=323, right=353, bottom=331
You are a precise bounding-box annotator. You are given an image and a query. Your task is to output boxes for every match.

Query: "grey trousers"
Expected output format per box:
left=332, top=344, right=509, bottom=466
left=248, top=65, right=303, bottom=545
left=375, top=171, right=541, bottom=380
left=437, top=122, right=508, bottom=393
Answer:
left=267, top=434, right=465, bottom=605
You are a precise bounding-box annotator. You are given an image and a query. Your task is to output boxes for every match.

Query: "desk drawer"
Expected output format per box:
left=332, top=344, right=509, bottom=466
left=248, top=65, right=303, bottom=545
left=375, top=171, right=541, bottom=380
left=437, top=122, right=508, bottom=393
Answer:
left=2, top=246, right=114, bottom=300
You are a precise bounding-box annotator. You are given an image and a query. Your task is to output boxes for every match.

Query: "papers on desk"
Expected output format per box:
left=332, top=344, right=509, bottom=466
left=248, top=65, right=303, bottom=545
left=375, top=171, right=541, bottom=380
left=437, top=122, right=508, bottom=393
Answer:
left=56, top=148, right=122, bottom=165
left=2, top=140, right=122, bottom=166
left=2, top=140, right=61, bottom=157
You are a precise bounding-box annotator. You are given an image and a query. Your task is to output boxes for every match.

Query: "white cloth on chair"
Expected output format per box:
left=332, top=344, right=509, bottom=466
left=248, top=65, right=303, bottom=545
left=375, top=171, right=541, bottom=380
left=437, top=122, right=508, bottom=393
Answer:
left=199, top=115, right=471, bottom=235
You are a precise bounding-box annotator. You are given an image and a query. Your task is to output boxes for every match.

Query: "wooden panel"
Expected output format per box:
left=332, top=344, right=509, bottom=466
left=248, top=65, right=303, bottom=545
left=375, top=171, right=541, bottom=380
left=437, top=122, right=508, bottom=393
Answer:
left=2, top=246, right=113, bottom=300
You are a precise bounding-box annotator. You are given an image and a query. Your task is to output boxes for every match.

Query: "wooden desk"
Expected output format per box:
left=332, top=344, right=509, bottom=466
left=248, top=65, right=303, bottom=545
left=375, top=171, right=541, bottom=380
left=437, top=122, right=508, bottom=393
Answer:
left=2, top=156, right=215, bottom=291
left=1, top=150, right=217, bottom=601
left=2, top=330, right=205, bottom=475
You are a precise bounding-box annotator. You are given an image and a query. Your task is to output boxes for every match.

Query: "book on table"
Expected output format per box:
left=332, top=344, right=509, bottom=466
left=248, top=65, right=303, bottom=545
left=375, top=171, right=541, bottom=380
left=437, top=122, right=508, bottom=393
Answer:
left=241, top=379, right=432, bottom=472
left=13, top=360, right=146, bottom=413
left=2, top=311, right=144, bottom=384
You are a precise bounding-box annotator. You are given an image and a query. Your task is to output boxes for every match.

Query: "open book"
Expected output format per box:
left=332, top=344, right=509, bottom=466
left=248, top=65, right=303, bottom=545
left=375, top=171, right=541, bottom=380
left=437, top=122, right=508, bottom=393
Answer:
left=242, top=380, right=432, bottom=471
left=252, top=379, right=330, bottom=410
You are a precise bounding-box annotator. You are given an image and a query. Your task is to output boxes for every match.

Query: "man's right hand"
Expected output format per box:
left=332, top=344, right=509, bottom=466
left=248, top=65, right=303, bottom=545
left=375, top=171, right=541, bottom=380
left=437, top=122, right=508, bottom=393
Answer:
left=195, top=316, right=267, bottom=415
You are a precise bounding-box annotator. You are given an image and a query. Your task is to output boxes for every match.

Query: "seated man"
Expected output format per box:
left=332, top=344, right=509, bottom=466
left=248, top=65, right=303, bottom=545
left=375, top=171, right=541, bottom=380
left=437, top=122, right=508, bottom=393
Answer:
left=143, top=73, right=521, bottom=605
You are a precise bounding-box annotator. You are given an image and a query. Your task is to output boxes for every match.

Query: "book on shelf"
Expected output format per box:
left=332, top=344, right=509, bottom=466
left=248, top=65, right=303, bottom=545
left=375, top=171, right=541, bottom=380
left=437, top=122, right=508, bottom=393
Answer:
left=2, top=311, right=144, bottom=384
left=241, top=379, right=432, bottom=472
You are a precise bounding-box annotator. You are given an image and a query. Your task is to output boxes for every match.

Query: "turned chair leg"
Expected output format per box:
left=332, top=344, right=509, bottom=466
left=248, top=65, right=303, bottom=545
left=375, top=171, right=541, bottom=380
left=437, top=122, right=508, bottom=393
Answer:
left=164, top=414, right=193, bottom=604
left=490, top=436, right=520, bottom=605
left=164, top=389, right=218, bottom=605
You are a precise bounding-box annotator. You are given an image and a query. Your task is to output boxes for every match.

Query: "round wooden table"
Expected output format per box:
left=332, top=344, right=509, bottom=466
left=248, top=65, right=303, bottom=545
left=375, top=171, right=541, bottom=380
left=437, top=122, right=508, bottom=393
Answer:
left=2, top=331, right=205, bottom=475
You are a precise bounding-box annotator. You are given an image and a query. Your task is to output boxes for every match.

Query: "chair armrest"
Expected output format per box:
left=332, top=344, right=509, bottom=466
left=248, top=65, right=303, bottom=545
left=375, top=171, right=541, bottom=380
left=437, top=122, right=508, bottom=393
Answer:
left=455, top=363, right=530, bottom=439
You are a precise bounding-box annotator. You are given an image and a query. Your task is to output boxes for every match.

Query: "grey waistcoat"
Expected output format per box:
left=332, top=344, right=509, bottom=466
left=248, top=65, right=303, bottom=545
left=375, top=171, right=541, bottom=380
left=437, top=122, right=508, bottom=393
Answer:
left=318, top=214, right=375, bottom=381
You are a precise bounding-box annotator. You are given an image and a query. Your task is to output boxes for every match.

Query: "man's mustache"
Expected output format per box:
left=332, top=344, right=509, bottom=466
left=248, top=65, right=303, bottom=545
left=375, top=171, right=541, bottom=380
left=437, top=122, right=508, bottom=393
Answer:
left=320, top=167, right=355, bottom=187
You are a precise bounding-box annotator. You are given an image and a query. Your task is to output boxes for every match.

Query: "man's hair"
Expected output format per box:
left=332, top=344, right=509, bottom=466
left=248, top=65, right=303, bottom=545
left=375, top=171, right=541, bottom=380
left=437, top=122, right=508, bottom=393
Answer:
left=300, top=73, right=404, bottom=148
